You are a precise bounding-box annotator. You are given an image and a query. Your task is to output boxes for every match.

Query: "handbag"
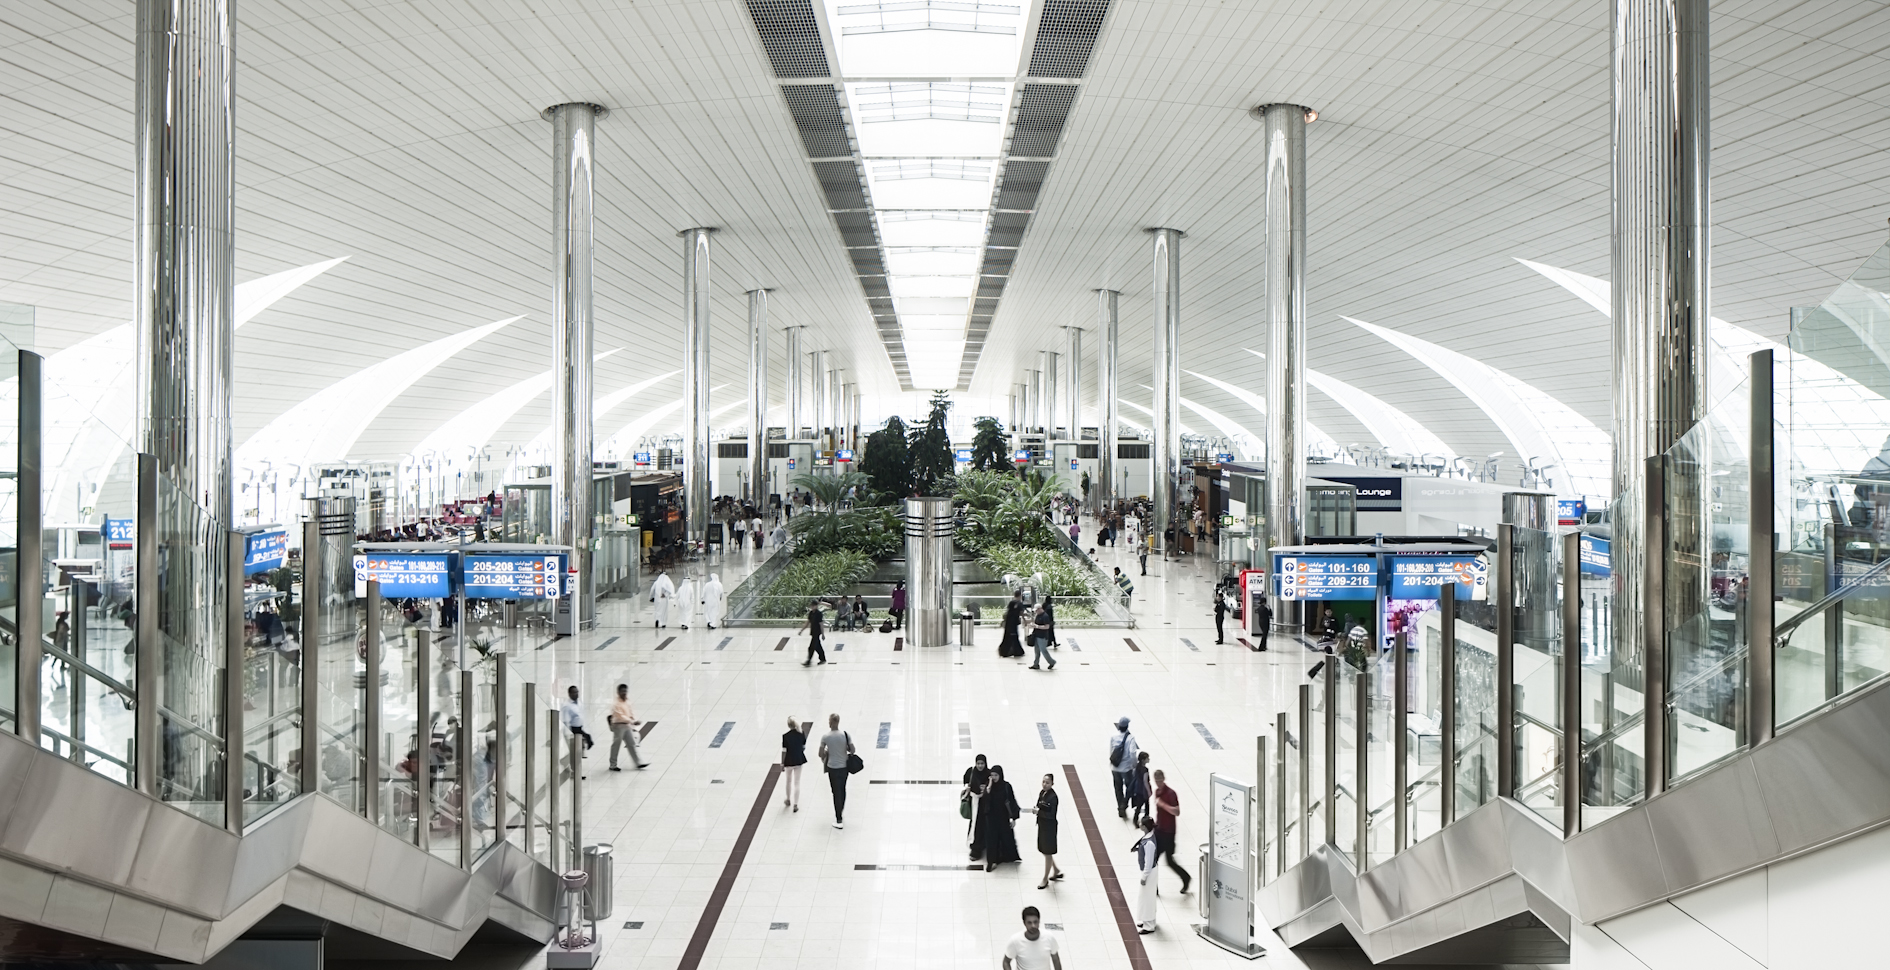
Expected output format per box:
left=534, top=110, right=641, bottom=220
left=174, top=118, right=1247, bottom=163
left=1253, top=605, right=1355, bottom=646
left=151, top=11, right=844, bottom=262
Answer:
left=959, top=792, right=973, bottom=819
left=844, top=732, right=865, bottom=774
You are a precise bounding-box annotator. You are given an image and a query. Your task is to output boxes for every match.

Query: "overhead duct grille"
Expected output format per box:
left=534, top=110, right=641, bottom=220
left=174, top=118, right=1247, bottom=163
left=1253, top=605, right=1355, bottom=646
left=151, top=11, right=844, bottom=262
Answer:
left=747, top=0, right=834, bottom=77
left=782, top=85, right=852, bottom=158
left=1027, top=0, right=1111, bottom=77
left=994, top=160, right=1049, bottom=210
left=1010, top=84, right=1077, bottom=156
left=812, top=160, right=867, bottom=208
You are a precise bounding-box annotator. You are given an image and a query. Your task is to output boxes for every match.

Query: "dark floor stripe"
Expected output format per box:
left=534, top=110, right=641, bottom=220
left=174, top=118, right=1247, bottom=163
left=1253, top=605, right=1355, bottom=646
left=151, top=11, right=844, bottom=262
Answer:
left=1124, top=637, right=1141, bottom=652
left=676, top=764, right=781, bottom=970
left=852, top=864, right=982, bottom=871
left=1037, top=722, right=1055, bottom=749
left=716, top=636, right=732, bottom=650
left=595, top=636, right=620, bottom=651
left=639, top=721, right=658, bottom=740
left=1062, top=765, right=1152, bottom=970
left=833, top=641, right=843, bottom=651
left=1193, top=722, right=1223, bottom=750
left=1180, top=637, right=1198, bottom=651
left=709, top=721, right=735, bottom=748
left=893, top=637, right=903, bottom=651
left=656, top=637, right=676, bottom=651
left=876, top=722, right=890, bottom=749
left=775, top=637, right=789, bottom=651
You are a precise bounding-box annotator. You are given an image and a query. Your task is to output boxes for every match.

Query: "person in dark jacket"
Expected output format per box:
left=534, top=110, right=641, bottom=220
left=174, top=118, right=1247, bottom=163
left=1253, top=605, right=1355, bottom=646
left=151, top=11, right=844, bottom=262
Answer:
left=1024, top=772, right=1064, bottom=889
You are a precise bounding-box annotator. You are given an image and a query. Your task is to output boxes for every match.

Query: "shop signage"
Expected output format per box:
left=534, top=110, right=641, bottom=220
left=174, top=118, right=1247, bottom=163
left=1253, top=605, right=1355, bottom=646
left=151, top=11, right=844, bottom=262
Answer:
left=1312, top=475, right=1402, bottom=512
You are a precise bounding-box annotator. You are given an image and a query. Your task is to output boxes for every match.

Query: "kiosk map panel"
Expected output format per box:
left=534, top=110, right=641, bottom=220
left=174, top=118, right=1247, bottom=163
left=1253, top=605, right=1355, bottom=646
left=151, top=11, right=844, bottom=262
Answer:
left=1274, top=555, right=1377, bottom=600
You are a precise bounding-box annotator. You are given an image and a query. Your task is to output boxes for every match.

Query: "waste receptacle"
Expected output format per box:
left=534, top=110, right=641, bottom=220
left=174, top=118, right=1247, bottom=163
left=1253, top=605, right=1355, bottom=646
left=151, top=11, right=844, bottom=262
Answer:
left=582, top=843, right=613, bottom=920
left=958, top=610, right=975, bottom=647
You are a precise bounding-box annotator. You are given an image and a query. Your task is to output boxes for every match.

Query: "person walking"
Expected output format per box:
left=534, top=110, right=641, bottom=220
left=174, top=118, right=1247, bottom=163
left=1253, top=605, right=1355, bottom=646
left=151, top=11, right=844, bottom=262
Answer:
left=976, top=765, right=1022, bottom=870
left=1003, top=906, right=1063, bottom=970
left=1139, top=533, right=1150, bottom=576
left=889, top=580, right=906, bottom=630
left=1256, top=596, right=1273, bottom=652
left=674, top=574, right=698, bottom=629
left=1213, top=590, right=1228, bottom=645
left=1151, top=769, right=1192, bottom=893
left=964, top=754, right=991, bottom=857
left=998, top=596, right=1026, bottom=658
left=817, top=714, right=855, bottom=828
left=701, top=573, right=726, bottom=630
left=1028, top=599, right=1056, bottom=670
left=1108, top=717, right=1140, bottom=819
left=800, top=599, right=828, bottom=666
left=1130, top=750, right=1152, bottom=825
left=561, top=685, right=594, bottom=777
left=1132, top=817, right=1160, bottom=934
left=1024, top=773, right=1064, bottom=888
left=607, top=684, right=648, bottom=771
left=781, top=716, right=810, bottom=811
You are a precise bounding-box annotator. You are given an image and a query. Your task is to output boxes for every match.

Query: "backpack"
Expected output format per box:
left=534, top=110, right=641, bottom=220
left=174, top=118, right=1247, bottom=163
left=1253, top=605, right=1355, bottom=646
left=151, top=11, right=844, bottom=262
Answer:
left=1109, top=735, right=1127, bottom=767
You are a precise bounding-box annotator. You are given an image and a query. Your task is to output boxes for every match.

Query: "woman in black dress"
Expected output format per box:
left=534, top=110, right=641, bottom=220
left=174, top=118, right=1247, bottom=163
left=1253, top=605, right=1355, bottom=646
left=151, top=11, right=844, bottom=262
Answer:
left=976, top=765, right=1022, bottom=870
left=963, top=754, right=991, bottom=858
left=1024, top=772, right=1064, bottom=888
left=781, top=717, right=811, bottom=811
left=998, top=600, right=1026, bottom=658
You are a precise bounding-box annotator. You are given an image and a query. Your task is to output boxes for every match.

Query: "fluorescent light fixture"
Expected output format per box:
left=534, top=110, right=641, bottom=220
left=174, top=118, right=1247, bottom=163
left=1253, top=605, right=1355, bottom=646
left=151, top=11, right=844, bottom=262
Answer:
left=879, top=218, right=985, bottom=247
left=887, top=249, right=980, bottom=275
left=899, top=317, right=966, bottom=335
left=890, top=277, right=976, bottom=297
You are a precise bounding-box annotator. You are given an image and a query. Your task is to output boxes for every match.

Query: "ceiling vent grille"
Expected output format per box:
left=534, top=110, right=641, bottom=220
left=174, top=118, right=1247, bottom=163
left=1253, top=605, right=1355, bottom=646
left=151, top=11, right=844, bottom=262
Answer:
left=782, top=85, right=852, bottom=158
left=1027, top=0, right=1111, bottom=78
left=811, top=159, right=867, bottom=208
left=1011, top=84, right=1076, bottom=156
left=747, top=0, right=834, bottom=77
left=994, top=160, right=1050, bottom=210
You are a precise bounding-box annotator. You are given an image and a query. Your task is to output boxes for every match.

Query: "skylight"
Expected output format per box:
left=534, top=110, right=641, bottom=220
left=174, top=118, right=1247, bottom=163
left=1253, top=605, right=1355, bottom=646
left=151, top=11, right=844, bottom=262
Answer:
left=828, top=0, right=1023, bottom=390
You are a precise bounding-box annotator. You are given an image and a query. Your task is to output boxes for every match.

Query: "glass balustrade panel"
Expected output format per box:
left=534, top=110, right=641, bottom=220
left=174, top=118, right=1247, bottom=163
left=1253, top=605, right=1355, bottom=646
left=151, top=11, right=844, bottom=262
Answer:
left=242, top=544, right=303, bottom=825
left=1510, top=525, right=1563, bottom=825
left=1453, top=581, right=1500, bottom=822
left=0, top=309, right=26, bottom=733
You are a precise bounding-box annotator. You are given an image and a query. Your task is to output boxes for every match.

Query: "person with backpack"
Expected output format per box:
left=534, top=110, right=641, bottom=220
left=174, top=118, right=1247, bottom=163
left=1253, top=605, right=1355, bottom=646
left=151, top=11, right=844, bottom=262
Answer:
left=1132, top=817, right=1160, bottom=933
left=1108, top=717, right=1140, bottom=819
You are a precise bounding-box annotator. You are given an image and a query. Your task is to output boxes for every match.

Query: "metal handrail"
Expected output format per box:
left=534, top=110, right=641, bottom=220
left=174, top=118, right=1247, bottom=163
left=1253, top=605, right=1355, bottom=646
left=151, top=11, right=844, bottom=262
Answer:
left=1774, top=554, right=1890, bottom=646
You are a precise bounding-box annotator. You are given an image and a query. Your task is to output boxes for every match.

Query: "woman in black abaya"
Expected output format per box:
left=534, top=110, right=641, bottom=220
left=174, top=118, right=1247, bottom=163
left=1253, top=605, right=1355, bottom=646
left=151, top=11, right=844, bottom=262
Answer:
left=976, top=764, right=1022, bottom=870
left=998, top=600, right=1026, bottom=658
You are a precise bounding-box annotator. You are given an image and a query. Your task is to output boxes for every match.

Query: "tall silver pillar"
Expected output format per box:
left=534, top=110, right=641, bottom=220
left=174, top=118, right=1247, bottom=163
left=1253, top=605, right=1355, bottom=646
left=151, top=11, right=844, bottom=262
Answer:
left=1065, top=327, right=1084, bottom=442
left=1097, top=290, right=1119, bottom=507
left=905, top=496, right=954, bottom=647
left=1258, top=104, right=1310, bottom=629
left=785, top=326, right=804, bottom=438
left=680, top=227, right=715, bottom=557
left=850, top=387, right=861, bottom=450
left=549, top=103, right=601, bottom=626
left=746, top=289, right=769, bottom=503
left=136, top=0, right=235, bottom=805
left=1028, top=370, right=1041, bottom=435
left=828, top=369, right=843, bottom=452
left=808, top=351, right=824, bottom=444
left=1612, top=0, right=1710, bottom=780
left=1149, top=228, right=1183, bottom=554
left=1042, top=351, right=1059, bottom=438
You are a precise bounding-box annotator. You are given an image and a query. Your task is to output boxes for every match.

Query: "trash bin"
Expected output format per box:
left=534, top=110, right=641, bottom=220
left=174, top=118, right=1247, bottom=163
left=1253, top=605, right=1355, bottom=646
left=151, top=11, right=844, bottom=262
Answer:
left=958, top=610, right=975, bottom=647
left=582, top=843, right=613, bottom=921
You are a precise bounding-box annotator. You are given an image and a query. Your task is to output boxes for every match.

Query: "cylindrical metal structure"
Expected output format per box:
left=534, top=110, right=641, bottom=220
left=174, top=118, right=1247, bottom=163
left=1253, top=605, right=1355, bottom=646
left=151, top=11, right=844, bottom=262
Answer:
left=1323, top=656, right=1337, bottom=845
left=1097, top=290, right=1119, bottom=508
left=299, top=518, right=321, bottom=798
left=785, top=327, right=804, bottom=438
left=1610, top=0, right=1711, bottom=727
left=1065, top=328, right=1084, bottom=445
left=1042, top=350, right=1059, bottom=438
left=1259, top=105, right=1309, bottom=629
left=461, top=669, right=475, bottom=867
left=364, top=580, right=383, bottom=825
left=1643, top=456, right=1669, bottom=795
left=1439, top=583, right=1457, bottom=825
left=414, top=632, right=432, bottom=852
left=1275, top=711, right=1288, bottom=876
left=746, top=289, right=770, bottom=503
left=1149, top=228, right=1183, bottom=553
left=680, top=227, right=714, bottom=556
left=808, top=350, right=824, bottom=442
left=135, top=0, right=234, bottom=800
left=582, top=843, right=614, bottom=920
left=568, top=734, right=583, bottom=870
left=828, top=368, right=842, bottom=451
left=1355, top=659, right=1370, bottom=865
left=550, top=103, right=600, bottom=626
left=1028, top=370, right=1042, bottom=435
left=1394, top=630, right=1409, bottom=852
left=904, top=497, right=954, bottom=647
left=1748, top=349, right=1775, bottom=744
left=1562, top=531, right=1582, bottom=836
left=224, top=528, right=244, bottom=832
left=1298, top=683, right=1311, bottom=860
left=16, top=351, right=41, bottom=741
left=1496, top=523, right=1517, bottom=798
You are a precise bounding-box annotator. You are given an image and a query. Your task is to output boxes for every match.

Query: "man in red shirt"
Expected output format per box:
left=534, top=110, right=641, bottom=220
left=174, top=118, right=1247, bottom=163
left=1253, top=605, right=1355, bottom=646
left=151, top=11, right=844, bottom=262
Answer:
left=1151, top=770, right=1192, bottom=893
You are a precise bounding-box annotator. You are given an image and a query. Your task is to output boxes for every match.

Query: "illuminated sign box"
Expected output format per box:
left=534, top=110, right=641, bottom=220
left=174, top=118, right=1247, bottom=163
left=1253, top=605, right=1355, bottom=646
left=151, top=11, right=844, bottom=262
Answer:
left=463, top=553, right=563, bottom=599
left=1387, top=555, right=1488, bottom=600
left=353, top=553, right=453, bottom=598
left=1274, top=555, right=1378, bottom=601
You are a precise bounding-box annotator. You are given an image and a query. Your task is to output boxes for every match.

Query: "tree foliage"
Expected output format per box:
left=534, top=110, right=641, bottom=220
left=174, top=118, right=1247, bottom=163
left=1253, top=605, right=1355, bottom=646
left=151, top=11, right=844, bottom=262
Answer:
left=858, top=415, right=911, bottom=499
left=786, top=471, right=902, bottom=558
left=906, top=392, right=955, bottom=496
left=969, top=416, right=1010, bottom=471
left=952, top=468, right=1063, bottom=552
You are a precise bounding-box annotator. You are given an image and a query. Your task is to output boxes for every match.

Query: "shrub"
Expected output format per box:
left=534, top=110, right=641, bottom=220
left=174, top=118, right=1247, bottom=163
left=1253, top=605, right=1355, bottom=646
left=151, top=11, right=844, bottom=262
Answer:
left=759, top=551, right=873, bottom=618
left=977, top=543, right=1099, bottom=598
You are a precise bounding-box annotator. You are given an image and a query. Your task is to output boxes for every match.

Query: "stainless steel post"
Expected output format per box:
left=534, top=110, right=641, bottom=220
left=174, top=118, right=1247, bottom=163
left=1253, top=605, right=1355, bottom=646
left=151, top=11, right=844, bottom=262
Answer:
left=828, top=369, right=842, bottom=453
left=364, top=580, right=382, bottom=823
left=1097, top=289, right=1119, bottom=508
left=494, top=656, right=509, bottom=849
left=1439, top=583, right=1456, bottom=824
left=546, top=708, right=560, bottom=866
left=1323, top=657, right=1337, bottom=845
left=785, top=327, right=804, bottom=438
left=1028, top=369, right=1042, bottom=436
left=523, top=681, right=536, bottom=858
left=747, top=290, right=770, bottom=503
left=1611, top=0, right=1712, bottom=734
left=462, top=669, right=475, bottom=867
left=225, top=529, right=244, bottom=832
left=1644, top=456, right=1669, bottom=795
left=1258, top=104, right=1310, bottom=631
left=1256, top=735, right=1268, bottom=886
left=135, top=453, right=159, bottom=796
left=1562, top=531, right=1582, bottom=836
left=1148, top=228, right=1182, bottom=554
left=1298, top=683, right=1312, bottom=859
left=550, top=103, right=601, bottom=628
left=568, top=733, right=583, bottom=870
left=1497, top=523, right=1516, bottom=798
left=1043, top=350, right=1059, bottom=438
left=1064, top=328, right=1083, bottom=443
left=808, top=351, right=824, bottom=444
left=1748, top=349, right=1775, bottom=745
left=905, top=497, right=954, bottom=648
left=1394, top=630, right=1409, bottom=852
left=16, top=350, right=41, bottom=740
left=1823, top=521, right=1840, bottom=700
left=415, top=631, right=431, bottom=852
left=1355, top=664, right=1369, bottom=866
left=680, top=227, right=715, bottom=559
left=300, top=519, right=320, bottom=795
left=1274, top=711, right=1288, bottom=875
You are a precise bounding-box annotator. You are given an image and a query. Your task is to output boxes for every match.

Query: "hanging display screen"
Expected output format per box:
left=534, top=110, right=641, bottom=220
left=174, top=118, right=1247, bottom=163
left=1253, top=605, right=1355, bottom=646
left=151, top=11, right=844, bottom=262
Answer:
left=352, top=553, right=453, bottom=597
left=1273, top=555, right=1377, bottom=600
left=1386, top=555, right=1488, bottom=600
left=463, top=553, right=563, bottom=599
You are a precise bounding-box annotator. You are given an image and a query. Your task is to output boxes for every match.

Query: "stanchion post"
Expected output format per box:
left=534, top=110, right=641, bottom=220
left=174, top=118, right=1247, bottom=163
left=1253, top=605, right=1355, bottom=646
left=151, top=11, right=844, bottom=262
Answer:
left=1439, top=583, right=1456, bottom=825
left=1323, top=657, right=1337, bottom=845
left=1298, top=683, right=1311, bottom=860
left=364, top=580, right=382, bottom=824
left=1274, top=711, right=1288, bottom=876
left=1255, top=735, right=1268, bottom=886
left=1393, top=629, right=1409, bottom=853
left=1496, top=523, right=1516, bottom=798
left=1748, top=349, right=1776, bottom=745
left=1561, top=531, right=1582, bottom=837
left=300, top=519, right=321, bottom=798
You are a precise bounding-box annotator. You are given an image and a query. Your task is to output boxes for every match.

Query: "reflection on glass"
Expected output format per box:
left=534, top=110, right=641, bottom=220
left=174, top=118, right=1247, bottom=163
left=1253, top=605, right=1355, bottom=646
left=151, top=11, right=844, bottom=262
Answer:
left=0, top=310, right=25, bottom=733
left=1453, top=588, right=1500, bottom=821
left=1578, top=523, right=1641, bottom=826
left=242, top=545, right=304, bottom=824
left=1510, top=526, right=1563, bottom=824
left=156, top=473, right=228, bottom=824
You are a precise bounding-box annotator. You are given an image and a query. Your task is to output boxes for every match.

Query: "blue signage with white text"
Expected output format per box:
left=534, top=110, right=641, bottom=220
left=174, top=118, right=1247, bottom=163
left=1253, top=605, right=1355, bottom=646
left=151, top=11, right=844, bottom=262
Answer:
left=463, top=553, right=564, bottom=599
left=105, top=517, right=135, bottom=550
left=1012, top=449, right=1030, bottom=462
left=955, top=449, right=973, bottom=463
left=1388, top=555, right=1488, bottom=600
left=1274, top=555, right=1379, bottom=601
left=1579, top=535, right=1611, bottom=576
left=244, top=530, right=289, bottom=575
left=1558, top=499, right=1587, bottom=524
left=352, top=553, right=453, bottom=598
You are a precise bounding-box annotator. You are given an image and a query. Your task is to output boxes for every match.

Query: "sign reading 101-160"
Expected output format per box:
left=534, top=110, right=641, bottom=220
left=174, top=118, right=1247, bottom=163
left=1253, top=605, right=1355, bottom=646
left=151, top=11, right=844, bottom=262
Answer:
left=1274, top=555, right=1377, bottom=601
left=463, top=554, right=563, bottom=600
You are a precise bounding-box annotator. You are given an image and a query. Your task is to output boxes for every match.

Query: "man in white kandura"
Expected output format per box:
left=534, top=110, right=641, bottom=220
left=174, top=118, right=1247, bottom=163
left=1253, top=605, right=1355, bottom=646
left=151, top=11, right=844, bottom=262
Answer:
left=702, top=573, right=726, bottom=630
left=649, top=570, right=675, bottom=628
left=674, top=574, right=698, bottom=629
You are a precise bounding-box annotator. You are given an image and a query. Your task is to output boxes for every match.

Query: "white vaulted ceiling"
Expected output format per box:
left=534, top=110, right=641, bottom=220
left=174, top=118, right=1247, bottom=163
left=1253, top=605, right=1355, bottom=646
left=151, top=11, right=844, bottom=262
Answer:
left=2, top=0, right=1889, bottom=500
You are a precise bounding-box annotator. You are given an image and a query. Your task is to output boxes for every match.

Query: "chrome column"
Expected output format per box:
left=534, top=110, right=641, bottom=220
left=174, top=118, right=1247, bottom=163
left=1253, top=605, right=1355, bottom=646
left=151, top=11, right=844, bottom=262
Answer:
left=1496, top=523, right=1516, bottom=798
left=300, top=518, right=320, bottom=796
left=550, top=103, right=601, bottom=626
left=16, top=350, right=41, bottom=741
left=363, top=580, right=382, bottom=824
left=905, top=497, right=953, bottom=647
left=746, top=289, right=770, bottom=503
left=1439, top=583, right=1457, bottom=824
left=1748, top=349, right=1775, bottom=744
left=1065, top=328, right=1083, bottom=444
left=224, top=528, right=243, bottom=832
left=1028, top=370, right=1042, bottom=436
left=1259, top=103, right=1310, bottom=630
left=1643, top=456, right=1669, bottom=794
left=828, top=368, right=842, bottom=451
left=1097, top=289, right=1119, bottom=508
left=784, top=326, right=804, bottom=438
left=808, top=351, right=824, bottom=445
left=680, top=227, right=714, bottom=558
left=1562, top=531, right=1582, bottom=836
left=135, top=0, right=235, bottom=803
left=1611, top=0, right=1711, bottom=742
left=1149, top=228, right=1183, bottom=553
left=1394, top=629, right=1409, bottom=852
left=1042, top=350, right=1059, bottom=439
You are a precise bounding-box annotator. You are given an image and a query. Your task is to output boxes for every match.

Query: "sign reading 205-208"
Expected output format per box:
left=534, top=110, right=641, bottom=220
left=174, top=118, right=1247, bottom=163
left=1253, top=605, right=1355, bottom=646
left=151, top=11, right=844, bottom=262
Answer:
left=1273, top=555, right=1378, bottom=601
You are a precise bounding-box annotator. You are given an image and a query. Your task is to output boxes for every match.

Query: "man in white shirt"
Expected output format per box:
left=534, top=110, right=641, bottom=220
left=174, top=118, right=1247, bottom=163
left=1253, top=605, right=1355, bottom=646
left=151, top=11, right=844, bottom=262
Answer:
left=1003, top=906, right=1062, bottom=970
left=561, top=685, right=594, bottom=778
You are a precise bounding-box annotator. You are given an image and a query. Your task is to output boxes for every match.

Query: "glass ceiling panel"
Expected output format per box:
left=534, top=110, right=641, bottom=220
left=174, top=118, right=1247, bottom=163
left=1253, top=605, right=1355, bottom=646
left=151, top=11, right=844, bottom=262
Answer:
left=886, top=249, right=980, bottom=275
left=889, top=277, right=976, bottom=298
left=894, top=297, right=970, bottom=315
left=879, top=218, right=986, bottom=247
left=831, top=1, right=1022, bottom=76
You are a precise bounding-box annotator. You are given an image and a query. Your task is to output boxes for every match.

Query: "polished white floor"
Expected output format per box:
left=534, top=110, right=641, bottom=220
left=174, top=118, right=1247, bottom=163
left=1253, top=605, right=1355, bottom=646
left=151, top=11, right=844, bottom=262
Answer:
left=558, top=527, right=1352, bottom=970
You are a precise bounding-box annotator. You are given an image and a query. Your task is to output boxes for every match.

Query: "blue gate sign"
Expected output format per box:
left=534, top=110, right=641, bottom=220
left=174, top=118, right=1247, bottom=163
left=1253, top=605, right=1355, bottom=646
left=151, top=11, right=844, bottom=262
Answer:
left=352, top=553, right=452, bottom=598
left=1274, top=555, right=1378, bottom=601
left=1216, top=453, right=1234, bottom=464
left=105, top=517, right=135, bottom=550
left=1388, top=555, right=1488, bottom=601
left=1579, top=535, right=1611, bottom=576
left=633, top=451, right=651, bottom=465
left=837, top=449, right=855, bottom=462
left=955, top=449, right=973, bottom=463
left=244, top=529, right=289, bottom=575
left=464, top=553, right=563, bottom=599
left=1012, top=449, right=1030, bottom=463
left=1558, top=498, right=1587, bottom=524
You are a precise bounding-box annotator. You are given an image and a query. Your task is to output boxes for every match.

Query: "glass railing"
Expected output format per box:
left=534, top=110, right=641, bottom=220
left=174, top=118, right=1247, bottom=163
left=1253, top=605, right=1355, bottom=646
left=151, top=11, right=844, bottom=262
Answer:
left=1453, top=587, right=1500, bottom=821
left=0, top=309, right=27, bottom=734
left=1577, top=519, right=1640, bottom=827
left=1510, top=525, right=1564, bottom=825
left=241, top=549, right=304, bottom=825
